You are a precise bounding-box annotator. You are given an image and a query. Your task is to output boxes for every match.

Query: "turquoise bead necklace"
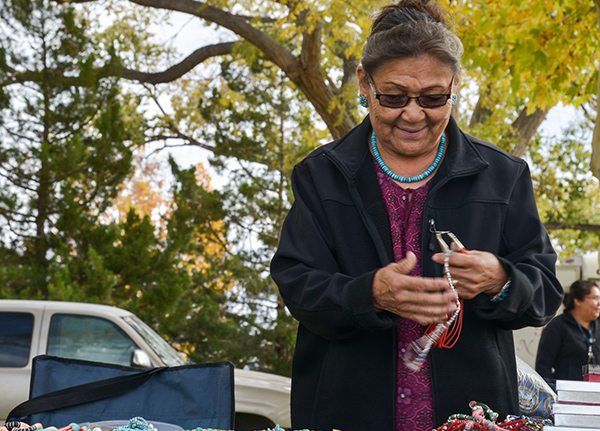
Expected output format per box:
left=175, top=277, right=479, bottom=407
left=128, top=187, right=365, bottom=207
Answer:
left=371, top=130, right=445, bottom=183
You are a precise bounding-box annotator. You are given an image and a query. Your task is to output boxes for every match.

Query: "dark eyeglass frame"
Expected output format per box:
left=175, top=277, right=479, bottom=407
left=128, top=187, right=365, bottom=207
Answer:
left=366, top=74, right=454, bottom=109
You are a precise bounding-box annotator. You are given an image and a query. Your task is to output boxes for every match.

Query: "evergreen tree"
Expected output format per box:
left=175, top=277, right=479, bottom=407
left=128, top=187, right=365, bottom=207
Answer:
left=0, top=1, right=223, bottom=340
left=0, top=0, right=135, bottom=299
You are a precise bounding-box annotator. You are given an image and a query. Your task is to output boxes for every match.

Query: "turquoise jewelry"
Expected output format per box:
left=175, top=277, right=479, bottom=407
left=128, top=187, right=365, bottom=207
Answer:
left=371, top=131, right=445, bottom=183
left=116, top=418, right=153, bottom=431
left=490, top=278, right=510, bottom=303
left=452, top=94, right=457, bottom=105
left=359, top=95, right=368, bottom=107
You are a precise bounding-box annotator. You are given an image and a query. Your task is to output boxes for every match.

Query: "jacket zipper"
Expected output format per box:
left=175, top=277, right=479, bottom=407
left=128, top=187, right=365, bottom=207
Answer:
left=428, top=218, right=437, bottom=252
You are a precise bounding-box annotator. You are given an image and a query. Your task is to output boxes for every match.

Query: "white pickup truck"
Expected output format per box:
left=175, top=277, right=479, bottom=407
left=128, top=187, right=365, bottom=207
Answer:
left=0, top=300, right=291, bottom=430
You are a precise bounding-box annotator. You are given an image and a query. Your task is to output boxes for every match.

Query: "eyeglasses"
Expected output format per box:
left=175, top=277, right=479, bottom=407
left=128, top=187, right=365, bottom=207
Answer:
left=366, top=74, right=453, bottom=109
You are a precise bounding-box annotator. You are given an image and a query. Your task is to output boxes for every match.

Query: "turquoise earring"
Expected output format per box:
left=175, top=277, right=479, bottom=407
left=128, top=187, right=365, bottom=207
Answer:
left=452, top=95, right=457, bottom=106
left=359, top=96, right=368, bottom=107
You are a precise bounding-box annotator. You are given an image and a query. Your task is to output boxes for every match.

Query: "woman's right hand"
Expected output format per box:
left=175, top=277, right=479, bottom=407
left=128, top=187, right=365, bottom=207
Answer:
left=371, top=251, right=457, bottom=325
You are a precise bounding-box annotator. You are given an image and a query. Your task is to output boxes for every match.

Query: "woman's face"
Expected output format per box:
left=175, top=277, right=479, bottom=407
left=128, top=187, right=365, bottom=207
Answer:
left=357, top=55, right=456, bottom=162
left=575, top=286, right=600, bottom=323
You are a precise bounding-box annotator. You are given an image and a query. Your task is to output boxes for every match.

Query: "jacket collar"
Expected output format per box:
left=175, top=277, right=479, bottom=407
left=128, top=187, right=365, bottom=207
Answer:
left=564, top=309, right=600, bottom=333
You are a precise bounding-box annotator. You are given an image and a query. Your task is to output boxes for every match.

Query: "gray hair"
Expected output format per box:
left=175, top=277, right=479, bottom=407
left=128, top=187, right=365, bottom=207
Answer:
left=361, top=1, right=464, bottom=76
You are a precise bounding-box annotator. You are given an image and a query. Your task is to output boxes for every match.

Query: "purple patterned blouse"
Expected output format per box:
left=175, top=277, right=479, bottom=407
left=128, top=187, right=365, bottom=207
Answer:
left=375, top=159, right=435, bottom=431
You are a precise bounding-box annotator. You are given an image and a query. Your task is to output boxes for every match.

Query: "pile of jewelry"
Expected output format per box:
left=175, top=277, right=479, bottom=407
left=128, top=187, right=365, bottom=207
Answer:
left=1, top=422, right=43, bottom=431
left=189, top=426, right=324, bottom=431
left=189, top=426, right=292, bottom=431
left=2, top=419, right=323, bottom=431
left=434, top=402, right=553, bottom=431
left=0, top=418, right=160, bottom=431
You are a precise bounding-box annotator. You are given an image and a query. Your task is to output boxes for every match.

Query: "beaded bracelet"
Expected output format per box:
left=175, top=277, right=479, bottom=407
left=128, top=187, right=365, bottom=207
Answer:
left=490, top=278, right=511, bottom=303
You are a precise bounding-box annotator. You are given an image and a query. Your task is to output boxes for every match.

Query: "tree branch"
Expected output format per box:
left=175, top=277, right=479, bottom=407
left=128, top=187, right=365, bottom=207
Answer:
left=144, top=136, right=214, bottom=155
left=2, top=42, right=236, bottom=87
left=122, top=42, right=235, bottom=84
left=590, top=1, right=600, bottom=179
left=341, top=57, right=359, bottom=89
left=545, top=222, right=600, bottom=232
left=510, top=106, right=549, bottom=158
left=130, top=0, right=299, bottom=73
left=469, top=86, right=493, bottom=128
left=298, top=10, right=322, bottom=72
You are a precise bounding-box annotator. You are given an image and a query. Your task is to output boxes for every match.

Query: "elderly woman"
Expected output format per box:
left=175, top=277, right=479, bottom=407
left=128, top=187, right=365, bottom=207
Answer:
left=270, top=1, right=563, bottom=430
left=536, top=280, right=600, bottom=385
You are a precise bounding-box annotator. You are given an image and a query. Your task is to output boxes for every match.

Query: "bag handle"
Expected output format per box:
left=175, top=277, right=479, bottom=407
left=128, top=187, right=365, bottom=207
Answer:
left=7, top=366, right=166, bottom=422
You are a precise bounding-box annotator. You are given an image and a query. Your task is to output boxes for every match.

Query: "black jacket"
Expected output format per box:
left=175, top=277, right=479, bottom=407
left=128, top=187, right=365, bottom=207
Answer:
left=535, top=310, right=600, bottom=382
left=271, top=116, right=564, bottom=431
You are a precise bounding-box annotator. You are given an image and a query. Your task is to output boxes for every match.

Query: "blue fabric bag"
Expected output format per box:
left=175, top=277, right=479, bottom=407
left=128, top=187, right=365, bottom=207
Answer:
left=7, top=355, right=234, bottom=430
left=516, top=356, right=556, bottom=420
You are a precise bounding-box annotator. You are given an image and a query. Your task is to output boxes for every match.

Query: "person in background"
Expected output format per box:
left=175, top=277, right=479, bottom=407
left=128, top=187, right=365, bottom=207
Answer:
left=536, top=280, right=600, bottom=386
left=270, top=1, right=563, bottom=430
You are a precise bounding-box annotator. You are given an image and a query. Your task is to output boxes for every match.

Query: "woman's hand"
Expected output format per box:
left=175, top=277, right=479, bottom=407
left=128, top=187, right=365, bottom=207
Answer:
left=371, top=251, right=457, bottom=325
left=431, top=242, right=509, bottom=300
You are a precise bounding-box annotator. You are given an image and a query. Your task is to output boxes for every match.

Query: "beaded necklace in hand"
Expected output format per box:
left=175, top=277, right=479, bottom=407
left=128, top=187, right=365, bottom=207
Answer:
left=403, top=249, right=461, bottom=371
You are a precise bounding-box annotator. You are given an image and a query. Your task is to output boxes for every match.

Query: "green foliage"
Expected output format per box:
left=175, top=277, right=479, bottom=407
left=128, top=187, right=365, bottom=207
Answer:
left=453, top=0, right=599, bottom=112
left=0, top=0, right=195, bottom=335
left=4, top=0, right=600, bottom=378
left=448, top=0, right=600, bottom=261
left=160, top=158, right=299, bottom=375
left=528, top=112, right=600, bottom=260
left=0, top=0, right=135, bottom=298
left=166, top=56, right=330, bottom=375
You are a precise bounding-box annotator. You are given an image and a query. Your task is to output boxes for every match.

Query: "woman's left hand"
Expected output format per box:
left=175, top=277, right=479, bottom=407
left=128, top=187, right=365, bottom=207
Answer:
left=431, top=242, right=509, bottom=300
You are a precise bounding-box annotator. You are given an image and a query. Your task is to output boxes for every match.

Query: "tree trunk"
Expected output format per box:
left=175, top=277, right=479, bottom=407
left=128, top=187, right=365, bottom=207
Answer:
left=591, top=1, right=600, bottom=180
left=511, top=107, right=549, bottom=158
left=469, top=86, right=492, bottom=128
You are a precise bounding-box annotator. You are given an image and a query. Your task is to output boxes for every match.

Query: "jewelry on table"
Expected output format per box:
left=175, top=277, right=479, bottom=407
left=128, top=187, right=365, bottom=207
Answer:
left=434, top=401, right=552, bottom=431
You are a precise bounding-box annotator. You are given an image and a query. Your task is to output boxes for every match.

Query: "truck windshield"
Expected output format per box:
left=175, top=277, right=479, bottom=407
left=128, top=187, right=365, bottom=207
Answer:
left=123, top=315, right=187, bottom=367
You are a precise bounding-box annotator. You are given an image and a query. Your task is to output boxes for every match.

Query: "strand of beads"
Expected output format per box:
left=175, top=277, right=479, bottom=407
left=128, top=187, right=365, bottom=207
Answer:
left=504, top=415, right=553, bottom=431
left=470, top=403, right=503, bottom=431
left=403, top=251, right=461, bottom=370
left=443, top=250, right=461, bottom=316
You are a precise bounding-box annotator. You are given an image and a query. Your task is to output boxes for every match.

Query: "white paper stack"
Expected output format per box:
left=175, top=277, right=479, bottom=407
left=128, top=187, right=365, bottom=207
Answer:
left=544, top=380, right=600, bottom=430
